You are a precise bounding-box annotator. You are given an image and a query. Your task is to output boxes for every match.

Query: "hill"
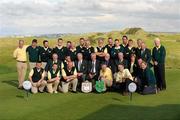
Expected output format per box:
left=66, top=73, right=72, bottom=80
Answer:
left=0, top=27, right=180, bottom=70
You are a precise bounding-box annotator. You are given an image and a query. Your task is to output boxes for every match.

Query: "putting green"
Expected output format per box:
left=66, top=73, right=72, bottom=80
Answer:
left=0, top=69, right=180, bottom=120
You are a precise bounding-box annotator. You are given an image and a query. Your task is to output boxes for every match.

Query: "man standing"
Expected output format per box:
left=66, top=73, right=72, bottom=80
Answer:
left=67, top=42, right=77, bottom=61
left=120, top=35, right=129, bottom=52
left=140, top=42, right=152, bottom=67
left=39, top=40, right=52, bottom=69
left=95, top=38, right=108, bottom=62
left=105, top=37, right=114, bottom=59
left=76, top=37, right=85, bottom=54
left=53, top=38, right=68, bottom=61
left=29, top=62, right=47, bottom=94
left=111, top=39, right=124, bottom=60
left=152, top=38, right=166, bottom=91
left=135, top=39, right=142, bottom=60
left=84, top=39, right=95, bottom=61
left=13, top=40, right=28, bottom=89
left=124, top=39, right=136, bottom=62
left=26, top=39, right=41, bottom=70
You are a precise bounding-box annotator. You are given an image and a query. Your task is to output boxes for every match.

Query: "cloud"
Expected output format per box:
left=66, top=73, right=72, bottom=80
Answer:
left=0, top=0, right=180, bottom=35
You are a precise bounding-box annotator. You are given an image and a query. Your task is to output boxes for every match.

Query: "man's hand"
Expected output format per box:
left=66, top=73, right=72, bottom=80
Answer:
left=55, top=76, right=60, bottom=81
left=89, top=73, right=93, bottom=79
left=154, top=61, right=158, bottom=65
left=77, top=73, right=83, bottom=77
left=31, top=82, right=36, bottom=87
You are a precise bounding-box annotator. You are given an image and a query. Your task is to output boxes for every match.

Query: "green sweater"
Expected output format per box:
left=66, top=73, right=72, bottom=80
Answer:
left=142, top=67, right=156, bottom=87
left=152, top=45, right=166, bottom=64
left=26, top=46, right=40, bottom=62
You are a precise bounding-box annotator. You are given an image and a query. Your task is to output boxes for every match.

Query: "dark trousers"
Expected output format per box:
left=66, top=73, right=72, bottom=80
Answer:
left=77, top=74, right=86, bottom=90
left=113, top=79, right=133, bottom=93
left=154, top=63, right=166, bottom=90
left=86, top=73, right=99, bottom=90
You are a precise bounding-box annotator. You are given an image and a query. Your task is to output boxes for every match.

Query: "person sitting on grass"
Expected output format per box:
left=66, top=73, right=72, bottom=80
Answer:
left=47, top=63, right=60, bottom=94
left=60, top=62, right=78, bottom=93
left=113, top=63, right=133, bottom=96
left=29, top=61, right=47, bottom=94
left=140, top=61, right=157, bottom=94
left=99, top=63, right=113, bottom=91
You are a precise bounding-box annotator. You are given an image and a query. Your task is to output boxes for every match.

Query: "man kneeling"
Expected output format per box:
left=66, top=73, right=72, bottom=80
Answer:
left=114, top=63, right=133, bottom=96
left=60, top=62, right=78, bottom=93
left=47, top=63, right=60, bottom=93
left=99, top=63, right=113, bottom=91
left=29, top=61, right=47, bottom=94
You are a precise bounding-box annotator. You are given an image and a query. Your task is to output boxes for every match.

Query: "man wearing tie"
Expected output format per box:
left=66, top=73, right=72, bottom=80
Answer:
left=87, top=53, right=100, bottom=86
left=75, top=53, right=88, bottom=89
left=104, top=53, right=115, bottom=74
left=45, top=53, right=64, bottom=72
left=114, top=52, right=128, bottom=72
left=140, top=42, right=152, bottom=67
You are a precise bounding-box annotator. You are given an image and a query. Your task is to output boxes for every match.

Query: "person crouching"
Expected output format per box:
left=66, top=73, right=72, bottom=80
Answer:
left=29, top=61, right=47, bottom=94
left=113, top=63, right=133, bottom=96
left=47, top=63, right=60, bottom=93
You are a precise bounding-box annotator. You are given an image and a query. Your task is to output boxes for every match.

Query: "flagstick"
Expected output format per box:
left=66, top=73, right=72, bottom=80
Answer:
left=130, top=92, right=132, bottom=101
left=25, top=90, right=29, bottom=100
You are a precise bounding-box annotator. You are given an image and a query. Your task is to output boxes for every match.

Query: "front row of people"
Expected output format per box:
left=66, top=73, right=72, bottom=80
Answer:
left=29, top=53, right=157, bottom=95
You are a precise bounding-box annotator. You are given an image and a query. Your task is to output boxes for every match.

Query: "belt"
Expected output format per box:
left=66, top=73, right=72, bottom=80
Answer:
left=17, top=60, right=27, bottom=63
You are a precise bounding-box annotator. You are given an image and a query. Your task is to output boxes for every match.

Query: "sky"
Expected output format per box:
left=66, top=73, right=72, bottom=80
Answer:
left=0, top=0, right=180, bottom=36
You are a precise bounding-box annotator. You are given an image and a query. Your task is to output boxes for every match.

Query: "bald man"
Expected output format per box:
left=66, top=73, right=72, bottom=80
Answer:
left=152, top=38, right=166, bottom=91
left=13, top=40, right=28, bottom=89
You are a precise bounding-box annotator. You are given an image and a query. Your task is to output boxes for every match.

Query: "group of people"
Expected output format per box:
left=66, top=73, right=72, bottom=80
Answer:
left=13, top=36, right=166, bottom=95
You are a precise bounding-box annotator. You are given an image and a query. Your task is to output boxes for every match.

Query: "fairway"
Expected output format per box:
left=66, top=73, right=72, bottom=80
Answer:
left=0, top=69, right=180, bottom=120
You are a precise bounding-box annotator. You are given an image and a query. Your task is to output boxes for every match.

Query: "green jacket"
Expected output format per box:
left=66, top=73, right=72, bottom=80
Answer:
left=142, top=67, right=156, bottom=87
left=152, top=45, right=166, bottom=64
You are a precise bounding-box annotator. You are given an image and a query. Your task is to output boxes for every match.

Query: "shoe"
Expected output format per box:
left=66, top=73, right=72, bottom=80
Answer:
left=18, top=86, right=23, bottom=90
left=123, top=92, right=129, bottom=96
left=72, top=91, right=77, bottom=93
left=39, top=90, right=44, bottom=93
left=54, top=91, right=58, bottom=94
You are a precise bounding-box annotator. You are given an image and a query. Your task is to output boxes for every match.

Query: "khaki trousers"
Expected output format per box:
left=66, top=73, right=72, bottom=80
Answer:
left=16, top=62, right=27, bottom=87
left=29, top=62, right=36, bottom=71
left=60, top=79, right=78, bottom=93
left=31, top=80, right=47, bottom=94
left=47, top=80, right=60, bottom=93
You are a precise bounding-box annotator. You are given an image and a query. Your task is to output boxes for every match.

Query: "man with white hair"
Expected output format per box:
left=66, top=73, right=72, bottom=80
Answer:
left=152, top=38, right=166, bottom=91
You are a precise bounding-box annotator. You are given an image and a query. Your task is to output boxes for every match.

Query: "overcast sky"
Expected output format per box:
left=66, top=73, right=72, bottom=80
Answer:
left=0, top=0, right=180, bottom=35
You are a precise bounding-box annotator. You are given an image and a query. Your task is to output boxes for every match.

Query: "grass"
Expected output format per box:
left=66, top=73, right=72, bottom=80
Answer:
left=0, top=69, right=180, bottom=120
left=0, top=28, right=180, bottom=120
